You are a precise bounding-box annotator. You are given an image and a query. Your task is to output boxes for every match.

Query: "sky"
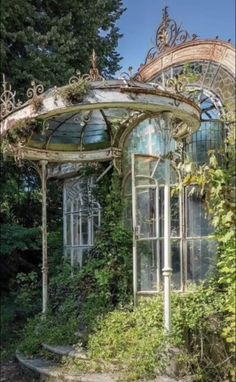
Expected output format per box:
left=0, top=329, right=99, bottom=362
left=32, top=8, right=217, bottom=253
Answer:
left=116, top=0, right=235, bottom=74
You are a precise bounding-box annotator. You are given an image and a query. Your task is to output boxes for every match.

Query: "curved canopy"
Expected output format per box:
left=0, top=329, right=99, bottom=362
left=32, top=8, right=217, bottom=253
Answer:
left=0, top=79, right=200, bottom=163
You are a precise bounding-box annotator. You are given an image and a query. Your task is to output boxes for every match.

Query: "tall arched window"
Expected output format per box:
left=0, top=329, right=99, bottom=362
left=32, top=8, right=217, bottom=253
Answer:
left=122, top=110, right=220, bottom=293
left=63, top=177, right=101, bottom=267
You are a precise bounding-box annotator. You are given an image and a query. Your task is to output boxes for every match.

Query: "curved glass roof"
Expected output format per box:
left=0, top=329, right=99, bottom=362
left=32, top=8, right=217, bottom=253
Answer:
left=29, top=108, right=132, bottom=151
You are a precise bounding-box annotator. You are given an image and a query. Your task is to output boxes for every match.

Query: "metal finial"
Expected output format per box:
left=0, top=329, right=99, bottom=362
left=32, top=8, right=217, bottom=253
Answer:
left=88, top=50, right=104, bottom=81
left=144, top=5, right=196, bottom=63
left=0, top=74, right=22, bottom=119
left=91, top=49, right=97, bottom=71
left=68, top=50, right=105, bottom=85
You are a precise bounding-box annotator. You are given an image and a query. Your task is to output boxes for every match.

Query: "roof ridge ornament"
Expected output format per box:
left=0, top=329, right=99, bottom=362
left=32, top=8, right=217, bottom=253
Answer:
left=0, top=74, right=22, bottom=119
left=88, top=49, right=105, bottom=81
left=69, top=50, right=105, bottom=84
left=144, top=6, right=198, bottom=64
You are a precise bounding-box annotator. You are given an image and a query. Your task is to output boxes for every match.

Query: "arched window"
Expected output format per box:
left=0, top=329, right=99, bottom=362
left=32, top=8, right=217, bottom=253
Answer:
left=186, top=89, right=225, bottom=164
left=63, top=177, right=101, bottom=267
left=122, top=110, right=220, bottom=293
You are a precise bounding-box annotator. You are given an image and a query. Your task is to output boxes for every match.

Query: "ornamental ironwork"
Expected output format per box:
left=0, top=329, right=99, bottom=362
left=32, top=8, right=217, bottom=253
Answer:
left=0, top=75, right=22, bottom=119
left=69, top=50, right=104, bottom=84
left=26, top=80, right=44, bottom=100
left=144, top=6, right=198, bottom=64
left=166, top=76, right=188, bottom=94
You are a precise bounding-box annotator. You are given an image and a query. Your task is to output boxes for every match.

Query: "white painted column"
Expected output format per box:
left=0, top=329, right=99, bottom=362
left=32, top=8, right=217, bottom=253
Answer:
left=131, top=154, right=138, bottom=305
left=162, top=112, right=173, bottom=335
left=40, top=160, right=48, bottom=314
left=163, top=158, right=172, bottom=334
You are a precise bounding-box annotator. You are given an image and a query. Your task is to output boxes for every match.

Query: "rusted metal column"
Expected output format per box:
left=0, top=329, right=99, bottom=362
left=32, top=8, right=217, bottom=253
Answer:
left=40, top=160, right=48, bottom=314
left=163, top=157, right=172, bottom=334
left=131, top=154, right=138, bottom=306
left=161, top=112, right=173, bottom=335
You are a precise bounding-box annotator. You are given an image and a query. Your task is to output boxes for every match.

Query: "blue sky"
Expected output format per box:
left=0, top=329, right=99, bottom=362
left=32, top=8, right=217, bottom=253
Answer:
left=116, top=0, right=235, bottom=74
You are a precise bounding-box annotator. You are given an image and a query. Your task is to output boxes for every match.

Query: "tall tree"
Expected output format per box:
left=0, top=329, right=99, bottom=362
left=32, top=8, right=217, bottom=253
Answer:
left=0, top=0, right=125, bottom=99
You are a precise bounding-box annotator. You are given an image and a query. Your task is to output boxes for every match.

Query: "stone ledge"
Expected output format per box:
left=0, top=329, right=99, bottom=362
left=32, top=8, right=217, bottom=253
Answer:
left=16, top=352, right=115, bottom=382
left=42, top=343, right=88, bottom=360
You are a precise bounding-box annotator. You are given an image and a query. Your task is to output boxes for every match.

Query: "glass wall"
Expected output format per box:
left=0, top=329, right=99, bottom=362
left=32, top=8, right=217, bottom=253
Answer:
left=63, top=177, right=101, bottom=267
left=131, top=154, right=181, bottom=292
left=122, top=113, right=219, bottom=293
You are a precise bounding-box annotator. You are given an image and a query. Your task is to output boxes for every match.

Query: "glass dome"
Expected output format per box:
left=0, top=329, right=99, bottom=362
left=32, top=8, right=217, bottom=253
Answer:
left=29, top=108, right=132, bottom=152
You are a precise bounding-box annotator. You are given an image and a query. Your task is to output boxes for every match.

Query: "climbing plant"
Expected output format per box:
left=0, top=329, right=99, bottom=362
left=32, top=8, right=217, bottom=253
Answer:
left=18, top=167, right=133, bottom=355
left=178, top=115, right=236, bottom=378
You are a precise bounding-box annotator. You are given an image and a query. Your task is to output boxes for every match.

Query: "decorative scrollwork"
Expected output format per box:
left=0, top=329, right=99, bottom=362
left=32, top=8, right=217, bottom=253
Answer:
left=166, top=76, right=188, bottom=94
left=165, top=65, right=201, bottom=100
left=87, top=50, right=104, bottom=81
left=0, top=74, right=22, bottom=119
left=69, top=70, right=84, bottom=85
left=119, top=67, right=144, bottom=87
left=69, top=50, right=104, bottom=84
left=26, top=80, right=44, bottom=100
left=144, top=6, right=197, bottom=63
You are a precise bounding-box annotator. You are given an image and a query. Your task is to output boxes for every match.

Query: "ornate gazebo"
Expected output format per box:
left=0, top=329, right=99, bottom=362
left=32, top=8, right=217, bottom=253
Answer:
left=1, top=6, right=235, bottom=334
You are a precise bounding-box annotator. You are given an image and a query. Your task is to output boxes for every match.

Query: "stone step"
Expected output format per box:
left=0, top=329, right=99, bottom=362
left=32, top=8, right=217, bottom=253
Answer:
left=42, top=343, right=88, bottom=360
left=16, top=352, right=116, bottom=382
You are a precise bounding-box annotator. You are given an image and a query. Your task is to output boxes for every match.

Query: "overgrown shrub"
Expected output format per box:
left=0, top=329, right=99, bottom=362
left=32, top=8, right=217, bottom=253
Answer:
left=179, top=118, right=236, bottom=380
left=19, top=169, right=133, bottom=355
left=82, top=285, right=231, bottom=382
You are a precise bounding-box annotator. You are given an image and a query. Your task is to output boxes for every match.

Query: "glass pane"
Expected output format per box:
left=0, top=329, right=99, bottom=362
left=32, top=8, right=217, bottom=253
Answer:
left=137, top=240, right=157, bottom=291
left=66, top=199, right=71, bottom=213
left=187, top=191, right=213, bottom=237
left=81, top=215, right=88, bottom=245
left=135, top=176, right=156, bottom=186
left=159, top=187, right=164, bottom=237
left=73, top=247, right=83, bottom=268
left=73, top=214, right=79, bottom=245
left=123, top=117, right=176, bottom=173
left=135, top=156, right=155, bottom=178
left=187, top=239, right=217, bottom=283
left=171, top=192, right=180, bottom=237
left=136, top=188, right=156, bottom=238
left=187, top=121, right=224, bottom=164
left=159, top=239, right=181, bottom=291
left=123, top=196, right=132, bottom=230
left=64, top=247, right=71, bottom=262
left=93, top=215, right=99, bottom=243
left=66, top=214, right=71, bottom=245
left=171, top=240, right=181, bottom=290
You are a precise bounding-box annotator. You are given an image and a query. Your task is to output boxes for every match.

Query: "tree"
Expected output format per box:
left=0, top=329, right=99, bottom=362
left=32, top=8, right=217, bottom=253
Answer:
left=0, top=0, right=125, bottom=288
left=0, top=0, right=125, bottom=99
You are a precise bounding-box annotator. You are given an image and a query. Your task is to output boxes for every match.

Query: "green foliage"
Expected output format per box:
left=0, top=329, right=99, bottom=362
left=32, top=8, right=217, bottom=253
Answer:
left=0, top=297, right=22, bottom=360
left=18, top=313, right=79, bottom=356
left=0, top=159, right=41, bottom=226
left=0, top=224, right=41, bottom=256
left=19, top=169, right=133, bottom=355
left=15, top=272, right=41, bottom=316
left=59, top=80, right=91, bottom=103
left=84, top=285, right=230, bottom=382
left=1, top=0, right=125, bottom=99
left=0, top=272, right=41, bottom=360
left=0, top=119, right=44, bottom=157
left=179, top=119, right=236, bottom=377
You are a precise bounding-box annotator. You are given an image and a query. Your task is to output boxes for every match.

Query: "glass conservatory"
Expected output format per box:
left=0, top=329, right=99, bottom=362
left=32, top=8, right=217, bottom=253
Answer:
left=0, top=6, right=235, bottom=331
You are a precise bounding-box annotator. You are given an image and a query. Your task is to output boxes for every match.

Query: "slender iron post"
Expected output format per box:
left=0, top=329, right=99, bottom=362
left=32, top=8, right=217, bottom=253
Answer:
left=162, top=112, right=173, bottom=334
left=131, top=154, right=138, bottom=305
left=163, top=158, right=172, bottom=333
left=40, top=160, right=48, bottom=314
